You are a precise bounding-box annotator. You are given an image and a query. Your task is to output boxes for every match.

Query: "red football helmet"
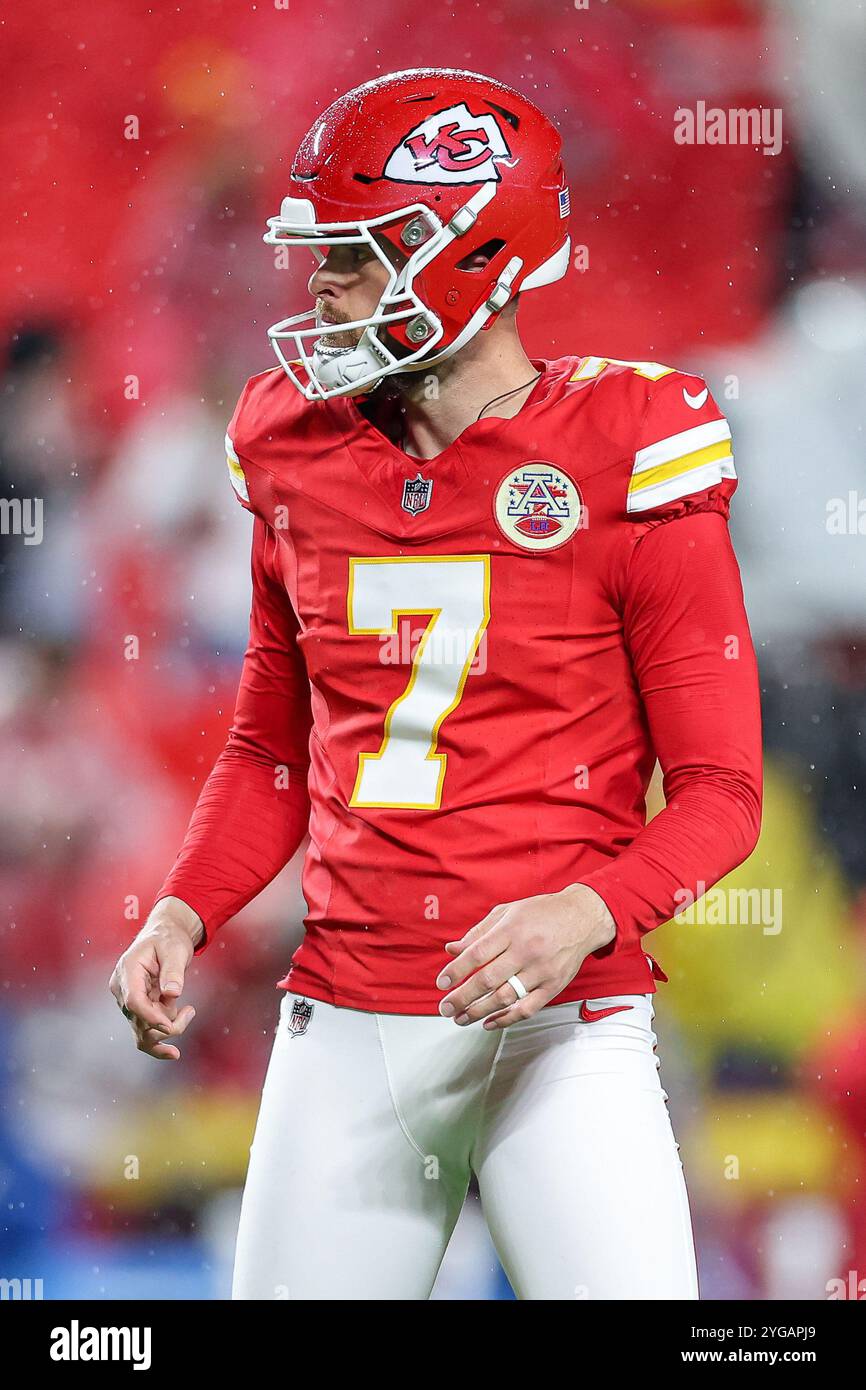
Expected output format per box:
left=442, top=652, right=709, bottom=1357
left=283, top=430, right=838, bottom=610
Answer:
left=263, top=67, right=571, bottom=398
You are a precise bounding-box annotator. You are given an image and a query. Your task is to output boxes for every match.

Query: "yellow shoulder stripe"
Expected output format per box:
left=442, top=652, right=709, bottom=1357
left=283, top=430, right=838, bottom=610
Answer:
left=628, top=418, right=735, bottom=513
left=225, top=433, right=249, bottom=503
left=627, top=439, right=733, bottom=496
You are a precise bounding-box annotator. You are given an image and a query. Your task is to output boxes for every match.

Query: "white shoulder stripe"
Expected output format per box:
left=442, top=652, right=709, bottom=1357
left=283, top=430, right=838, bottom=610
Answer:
left=632, top=417, right=732, bottom=477
left=225, top=432, right=249, bottom=503
left=627, top=457, right=736, bottom=513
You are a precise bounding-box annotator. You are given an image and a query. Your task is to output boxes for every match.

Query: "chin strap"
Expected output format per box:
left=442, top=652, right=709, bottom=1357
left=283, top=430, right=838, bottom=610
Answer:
left=312, top=339, right=390, bottom=395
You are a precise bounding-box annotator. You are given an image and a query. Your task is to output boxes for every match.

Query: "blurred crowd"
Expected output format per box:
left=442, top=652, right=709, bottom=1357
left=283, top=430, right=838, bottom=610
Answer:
left=2, top=0, right=866, bottom=1299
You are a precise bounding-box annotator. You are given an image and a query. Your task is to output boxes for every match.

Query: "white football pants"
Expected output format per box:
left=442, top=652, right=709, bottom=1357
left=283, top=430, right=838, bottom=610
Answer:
left=232, top=991, right=698, bottom=1300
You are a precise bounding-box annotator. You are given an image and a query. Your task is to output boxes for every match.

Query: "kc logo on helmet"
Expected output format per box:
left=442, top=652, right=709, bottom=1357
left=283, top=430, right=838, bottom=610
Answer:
left=384, top=103, right=514, bottom=185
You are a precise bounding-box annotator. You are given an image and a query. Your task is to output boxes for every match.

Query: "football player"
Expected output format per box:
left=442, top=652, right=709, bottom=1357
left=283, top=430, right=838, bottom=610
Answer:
left=110, top=68, right=762, bottom=1300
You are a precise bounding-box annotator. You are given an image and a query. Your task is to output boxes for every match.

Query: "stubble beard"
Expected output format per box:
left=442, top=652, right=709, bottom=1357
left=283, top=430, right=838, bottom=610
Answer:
left=314, top=299, right=455, bottom=398
left=315, top=302, right=363, bottom=355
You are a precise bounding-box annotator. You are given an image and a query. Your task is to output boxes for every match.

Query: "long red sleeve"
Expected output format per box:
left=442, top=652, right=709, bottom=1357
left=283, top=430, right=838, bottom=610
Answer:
left=156, top=516, right=313, bottom=945
left=578, top=508, right=763, bottom=946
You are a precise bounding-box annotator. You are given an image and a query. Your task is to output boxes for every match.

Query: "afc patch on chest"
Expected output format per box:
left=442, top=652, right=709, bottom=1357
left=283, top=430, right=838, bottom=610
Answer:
left=287, top=996, right=314, bottom=1038
left=401, top=472, right=434, bottom=514
left=494, top=462, right=583, bottom=551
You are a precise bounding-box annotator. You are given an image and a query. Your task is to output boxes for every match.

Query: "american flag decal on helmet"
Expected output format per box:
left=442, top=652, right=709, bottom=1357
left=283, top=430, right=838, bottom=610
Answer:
left=558, top=187, right=571, bottom=218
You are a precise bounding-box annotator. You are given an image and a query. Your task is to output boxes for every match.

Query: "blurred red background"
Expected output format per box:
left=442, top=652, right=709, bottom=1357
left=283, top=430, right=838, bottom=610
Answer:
left=2, top=0, right=866, bottom=1301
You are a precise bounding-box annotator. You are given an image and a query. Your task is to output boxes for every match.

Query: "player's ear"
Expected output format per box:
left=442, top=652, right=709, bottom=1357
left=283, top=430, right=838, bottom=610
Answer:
left=456, top=238, right=506, bottom=273
left=502, top=291, right=520, bottom=317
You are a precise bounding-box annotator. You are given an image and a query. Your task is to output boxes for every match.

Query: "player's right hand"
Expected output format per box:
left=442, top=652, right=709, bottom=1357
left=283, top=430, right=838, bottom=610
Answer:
left=109, top=897, right=203, bottom=1061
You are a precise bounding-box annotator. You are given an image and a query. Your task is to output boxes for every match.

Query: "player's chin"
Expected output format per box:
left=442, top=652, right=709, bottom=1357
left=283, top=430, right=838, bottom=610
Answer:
left=316, top=326, right=362, bottom=352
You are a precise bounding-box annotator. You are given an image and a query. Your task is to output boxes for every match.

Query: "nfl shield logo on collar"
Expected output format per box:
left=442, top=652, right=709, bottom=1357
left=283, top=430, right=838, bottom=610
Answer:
left=402, top=473, right=433, bottom=514
left=288, top=996, right=314, bottom=1038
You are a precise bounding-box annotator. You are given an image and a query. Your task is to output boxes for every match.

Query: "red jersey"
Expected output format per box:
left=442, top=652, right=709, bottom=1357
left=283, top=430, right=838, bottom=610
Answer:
left=158, top=354, right=762, bottom=1012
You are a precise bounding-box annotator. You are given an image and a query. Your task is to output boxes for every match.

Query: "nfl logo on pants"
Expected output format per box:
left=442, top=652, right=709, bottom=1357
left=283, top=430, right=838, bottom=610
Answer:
left=288, top=997, right=314, bottom=1037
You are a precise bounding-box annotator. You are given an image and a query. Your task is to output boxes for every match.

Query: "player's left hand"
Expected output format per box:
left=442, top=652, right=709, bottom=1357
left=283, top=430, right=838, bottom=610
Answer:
left=436, top=884, right=616, bottom=1029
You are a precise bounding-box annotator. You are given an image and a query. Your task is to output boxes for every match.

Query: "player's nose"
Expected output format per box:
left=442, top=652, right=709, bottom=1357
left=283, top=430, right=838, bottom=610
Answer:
left=308, top=265, right=337, bottom=300
left=308, top=247, right=352, bottom=300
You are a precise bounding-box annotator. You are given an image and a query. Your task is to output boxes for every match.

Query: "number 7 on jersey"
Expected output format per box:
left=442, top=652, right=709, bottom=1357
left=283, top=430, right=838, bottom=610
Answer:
left=347, top=555, right=491, bottom=810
